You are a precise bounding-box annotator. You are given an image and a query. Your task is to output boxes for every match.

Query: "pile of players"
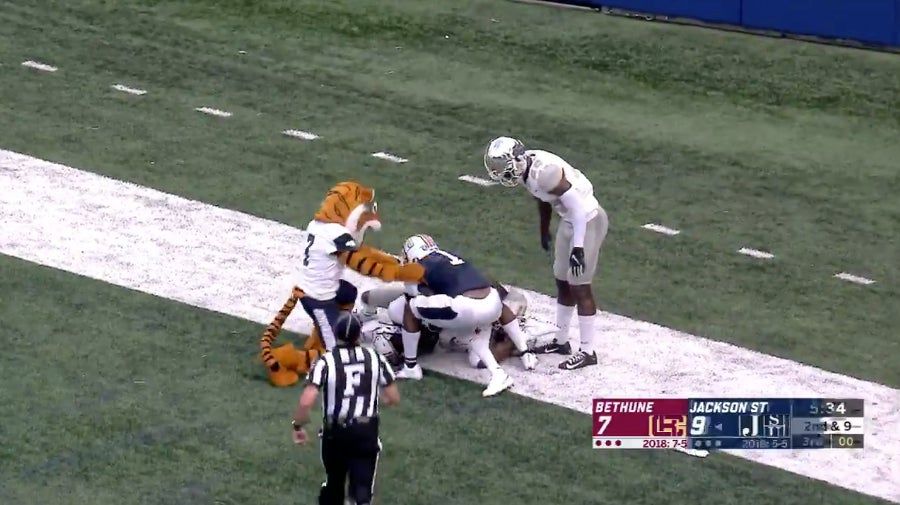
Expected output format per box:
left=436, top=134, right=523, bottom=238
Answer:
left=267, top=136, right=609, bottom=397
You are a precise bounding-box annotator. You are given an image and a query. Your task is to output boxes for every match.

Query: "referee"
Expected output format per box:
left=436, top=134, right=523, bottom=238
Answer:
left=292, top=312, right=400, bottom=505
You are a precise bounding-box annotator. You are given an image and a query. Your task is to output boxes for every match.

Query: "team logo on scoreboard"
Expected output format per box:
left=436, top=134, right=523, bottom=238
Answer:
left=739, top=414, right=789, bottom=437
left=648, top=415, right=687, bottom=437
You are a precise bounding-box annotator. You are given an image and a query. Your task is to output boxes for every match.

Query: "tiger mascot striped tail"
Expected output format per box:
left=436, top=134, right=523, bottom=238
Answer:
left=260, top=181, right=424, bottom=387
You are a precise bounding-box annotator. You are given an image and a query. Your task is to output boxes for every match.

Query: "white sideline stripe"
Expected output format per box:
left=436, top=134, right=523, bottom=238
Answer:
left=458, top=175, right=498, bottom=187
left=371, top=152, right=408, bottom=163
left=195, top=107, right=232, bottom=118
left=112, top=84, right=147, bottom=96
left=0, top=149, right=897, bottom=503
left=642, top=223, right=680, bottom=236
left=282, top=129, right=319, bottom=140
left=21, top=60, right=57, bottom=72
left=834, top=272, right=876, bottom=285
left=738, top=247, right=775, bottom=259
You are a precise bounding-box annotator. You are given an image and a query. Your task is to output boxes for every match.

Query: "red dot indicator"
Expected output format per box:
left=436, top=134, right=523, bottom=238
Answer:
left=615, top=440, right=622, bottom=446
left=605, top=440, right=612, bottom=446
left=595, top=440, right=602, bottom=448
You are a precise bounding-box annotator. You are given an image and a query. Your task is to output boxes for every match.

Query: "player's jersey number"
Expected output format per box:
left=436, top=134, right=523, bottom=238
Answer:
left=435, top=250, right=465, bottom=266
left=302, top=234, right=315, bottom=266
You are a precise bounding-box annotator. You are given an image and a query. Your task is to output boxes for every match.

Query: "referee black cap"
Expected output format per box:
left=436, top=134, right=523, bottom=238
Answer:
left=334, top=312, right=363, bottom=345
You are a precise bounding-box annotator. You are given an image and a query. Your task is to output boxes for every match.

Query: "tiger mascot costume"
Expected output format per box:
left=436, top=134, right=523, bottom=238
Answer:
left=260, top=181, right=424, bottom=387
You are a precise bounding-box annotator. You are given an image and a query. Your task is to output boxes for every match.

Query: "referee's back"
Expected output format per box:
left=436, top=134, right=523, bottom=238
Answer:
left=308, top=341, right=396, bottom=426
left=304, top=312, right=399, bottom=505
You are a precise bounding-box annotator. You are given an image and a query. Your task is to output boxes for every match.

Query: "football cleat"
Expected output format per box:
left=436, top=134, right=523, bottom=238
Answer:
left=395, top=363, right=423, bottom=380
left=532, top=339, right=572, bottom=355
left=558, top=350, right=598, bottom=371
left=520, top=352, right=538, bottom=371
left=482, top=370, right=514, bottom=397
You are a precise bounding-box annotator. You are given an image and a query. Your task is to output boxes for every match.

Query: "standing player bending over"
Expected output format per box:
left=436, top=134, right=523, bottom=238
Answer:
left=395, top=234, right=537, bottom=397
left=483, top=137, right=609, bottom=371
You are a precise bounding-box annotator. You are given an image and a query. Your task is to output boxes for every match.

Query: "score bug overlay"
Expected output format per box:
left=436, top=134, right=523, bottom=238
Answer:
left=592, top=398, right=864, bottom=451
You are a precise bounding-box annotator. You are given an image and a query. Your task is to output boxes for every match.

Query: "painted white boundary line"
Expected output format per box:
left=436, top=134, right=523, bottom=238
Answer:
left=0, top=150, right=897, bottom=503
left=371, top=152, right=408, bottom=163
left=458, top=175, right=498, bottom=187
left=738, top=247, right=775, bottom=260
left=642, top=223, right=680, bottom=236
left=834, top=272, right=876, bottom=285
left=195, top=107, right=232, bottom=118
left=282, top=129, right=319, bottom=140
left=21, top=60, right=57, bottom=72
left=112, top=84, right=147, bottom=96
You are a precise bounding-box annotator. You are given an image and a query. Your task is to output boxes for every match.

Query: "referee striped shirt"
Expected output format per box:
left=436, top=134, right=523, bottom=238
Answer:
left=306, top=344, right=396, bottom=426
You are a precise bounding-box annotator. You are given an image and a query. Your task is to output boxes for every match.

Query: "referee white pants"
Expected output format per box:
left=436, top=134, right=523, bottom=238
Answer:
left=409, top=288, right=502, bottom=331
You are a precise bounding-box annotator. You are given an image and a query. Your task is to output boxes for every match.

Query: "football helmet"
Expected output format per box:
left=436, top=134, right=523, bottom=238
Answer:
left=484, top=136, right=527, bottom=187
left=401, top=234, right=439, bottom=263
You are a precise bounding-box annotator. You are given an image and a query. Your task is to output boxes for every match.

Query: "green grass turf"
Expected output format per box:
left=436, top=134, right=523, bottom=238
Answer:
left=2, top=0, right=897, bottom=385
left=0, top=254, right=889, bottom=505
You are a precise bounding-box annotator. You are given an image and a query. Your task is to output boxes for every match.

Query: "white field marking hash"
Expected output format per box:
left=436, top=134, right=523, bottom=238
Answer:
left=282, top=129, right=319, bottom=141
left=458, top=175, right=498, bottom=187
left=0, top=149, right=898, bottom=503
left=21, top=60, right=57, bottom=72
left=112, top=84, right=147, bottom=96
left=371, top=152, right=408, bottom=163
left=195, top=107, right=232, bottom=118
left=738, top=247, right=775, bottom=260
left=834, top=272, right=876, bottom=285
left=641, top=223, right=680, bottom=236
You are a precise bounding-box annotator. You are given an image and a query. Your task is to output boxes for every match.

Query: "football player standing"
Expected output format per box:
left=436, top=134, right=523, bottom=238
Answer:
left=483, top=137, right=609, bottom=370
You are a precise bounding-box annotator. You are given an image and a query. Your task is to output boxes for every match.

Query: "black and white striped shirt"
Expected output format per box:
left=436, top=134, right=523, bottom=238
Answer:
left=306, top=344, right=396, bottom=426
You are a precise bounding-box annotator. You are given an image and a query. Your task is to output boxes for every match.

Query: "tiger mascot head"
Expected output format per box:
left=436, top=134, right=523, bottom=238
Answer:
left=314, top=181, right=381, bottom=241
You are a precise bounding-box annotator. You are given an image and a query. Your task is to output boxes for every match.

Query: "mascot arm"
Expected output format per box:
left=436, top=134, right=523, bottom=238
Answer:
left=340, top=245, right=424, bottom=283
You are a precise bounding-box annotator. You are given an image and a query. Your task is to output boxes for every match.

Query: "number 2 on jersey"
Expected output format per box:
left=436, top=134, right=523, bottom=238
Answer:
left=302, top=234, right=315, bottom=266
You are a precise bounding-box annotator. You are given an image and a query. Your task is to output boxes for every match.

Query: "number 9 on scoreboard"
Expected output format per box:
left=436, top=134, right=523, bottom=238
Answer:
left=690, top=415, right=710, bottom=435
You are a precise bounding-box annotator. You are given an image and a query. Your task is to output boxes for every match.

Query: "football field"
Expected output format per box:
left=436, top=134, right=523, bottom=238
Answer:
left=1, top=0, right=899, bottom=504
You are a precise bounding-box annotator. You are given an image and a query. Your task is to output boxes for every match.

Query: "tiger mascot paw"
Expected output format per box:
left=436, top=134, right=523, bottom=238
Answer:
left=271, top=342, right=303, bottom=371
left=268, top=367, right=300, bottom=388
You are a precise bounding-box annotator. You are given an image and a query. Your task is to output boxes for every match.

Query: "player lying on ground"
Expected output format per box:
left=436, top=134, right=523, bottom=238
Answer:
left=392, top=234, right=537, bottom=397
left=484, top=137, right=609, bottom=371
left=258, top=181, right=424, bottom=387
left=358, top=281, right=531, bottom=371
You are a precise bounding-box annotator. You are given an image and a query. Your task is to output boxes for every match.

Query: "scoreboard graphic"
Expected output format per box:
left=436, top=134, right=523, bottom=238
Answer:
left=592, top=398, right=864, bottom=450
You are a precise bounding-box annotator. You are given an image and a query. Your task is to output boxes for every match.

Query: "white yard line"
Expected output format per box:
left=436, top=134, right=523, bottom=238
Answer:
left=641, top=223, right=680, bottom=236
left=458, top=175, right=498, bottom=187
left=21, top=60, right=57, bottom=72
left=282, top=129, right=319, bottom=140
left=195, top=107, right=232, bottom=118
left=738, top=247, right=775, bottom=259
left=0, top=149, right=897, bottom=503
left=834, top=272, right=876, bottom=286
left=371, top=152, right=408, bottom=163
left=112, top=84, right=147, bottom=96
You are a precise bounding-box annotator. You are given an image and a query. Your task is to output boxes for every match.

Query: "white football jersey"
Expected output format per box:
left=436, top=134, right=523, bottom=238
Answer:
left=522, top=150, right=600, bottom=222
left=295, top=220, right=358, bottom=299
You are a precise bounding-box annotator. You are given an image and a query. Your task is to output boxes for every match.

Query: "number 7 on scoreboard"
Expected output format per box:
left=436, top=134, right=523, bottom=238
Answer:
left=596, top=415, right=612, bottom=435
